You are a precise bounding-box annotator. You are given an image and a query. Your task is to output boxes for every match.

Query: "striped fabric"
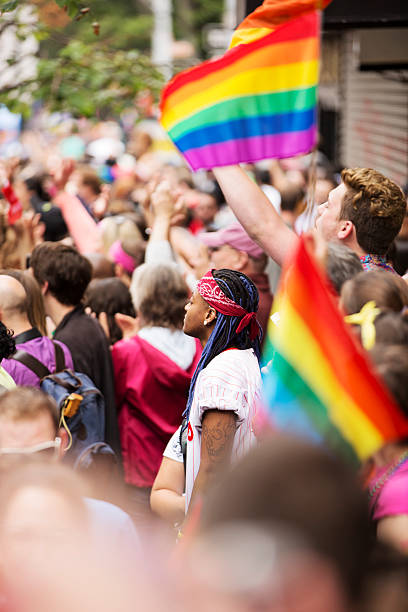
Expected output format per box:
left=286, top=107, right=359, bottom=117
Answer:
left=263, top=238, right=408, bottom=465
left=160, top=1, right=331, bottom=171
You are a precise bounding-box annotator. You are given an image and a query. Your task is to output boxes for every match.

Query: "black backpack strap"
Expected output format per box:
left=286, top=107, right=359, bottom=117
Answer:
left=12, top=350, right=51, bottom=379
left=52, top=341, right=66, bottom=373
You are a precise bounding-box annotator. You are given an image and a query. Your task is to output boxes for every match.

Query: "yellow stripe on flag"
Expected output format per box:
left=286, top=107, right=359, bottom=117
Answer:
left=162, top=60, right=319, bottom=132
left=273, top=297, right=384, bottom=460
left=229, top=27, right=274, bottom=48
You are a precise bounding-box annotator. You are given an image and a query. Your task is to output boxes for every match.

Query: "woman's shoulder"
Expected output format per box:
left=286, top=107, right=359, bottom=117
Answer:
left=112, top=335, right=144, bottom=358
left=202, top=348, right=259, bottom=381
left=208, top=348, right=258, bottom=367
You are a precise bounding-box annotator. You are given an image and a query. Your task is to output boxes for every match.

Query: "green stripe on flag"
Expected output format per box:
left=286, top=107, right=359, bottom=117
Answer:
left=265, top=344, right=360, bottom=466
left=168, top=86, right=317, bottom=141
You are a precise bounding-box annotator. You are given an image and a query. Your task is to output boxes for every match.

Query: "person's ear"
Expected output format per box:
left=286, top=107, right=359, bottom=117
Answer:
left=337, top=220, right=353, bottom=240
left=204, top=307, right=217, bottom=327
left=114, top=263, right=123, bottom=278
left=41, top=280, right=49, bottom=296
left=236, top=250, right=249, bottom=271
left=57, top=428, right=69, bottom=457
left=114, top=263, right=131, bottom=287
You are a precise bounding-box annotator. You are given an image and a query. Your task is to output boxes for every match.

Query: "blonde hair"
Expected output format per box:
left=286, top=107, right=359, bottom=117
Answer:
left=0, top=388, right=59, bottom=433
left=99, top=217, right=143, bottom=255
left=0, top=269, right=47, bottom=336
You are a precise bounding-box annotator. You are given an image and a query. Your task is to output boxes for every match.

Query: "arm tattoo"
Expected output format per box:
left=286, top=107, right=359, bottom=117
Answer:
left=202, top=412, right=236, bottom=465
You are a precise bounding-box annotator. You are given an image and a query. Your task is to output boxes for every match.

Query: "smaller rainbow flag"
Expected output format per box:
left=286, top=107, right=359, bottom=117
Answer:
left=160, top=0, right=330, bottom=171
left=263, top=238, right=408, bottom=465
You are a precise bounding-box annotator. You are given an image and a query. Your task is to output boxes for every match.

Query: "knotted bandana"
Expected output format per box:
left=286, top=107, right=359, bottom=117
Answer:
left=197, top=270, right=261, bottom=340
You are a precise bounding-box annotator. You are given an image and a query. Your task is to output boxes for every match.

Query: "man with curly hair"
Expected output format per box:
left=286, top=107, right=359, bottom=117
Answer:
left=212, top=166, right=406, bottom=272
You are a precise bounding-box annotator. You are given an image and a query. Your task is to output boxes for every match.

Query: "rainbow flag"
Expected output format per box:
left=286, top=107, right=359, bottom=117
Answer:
left=263, top=238, right=408, bottom=465
left=159, top=0, right=331, bottom=171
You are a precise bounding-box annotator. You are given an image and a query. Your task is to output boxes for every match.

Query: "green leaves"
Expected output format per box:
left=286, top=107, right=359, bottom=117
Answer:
left=54, top=0, right=82, bottom=18
left=1, top=38, right=164, bottom=118
left=0, top=0, right=164, bottom=119
left=0, top=0, right=84, bottom=18
left=0, top=0, right=19, bottom=12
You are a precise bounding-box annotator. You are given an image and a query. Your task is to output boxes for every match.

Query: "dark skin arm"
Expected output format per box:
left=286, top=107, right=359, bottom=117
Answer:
left=186, top=409, right=237, bottom=521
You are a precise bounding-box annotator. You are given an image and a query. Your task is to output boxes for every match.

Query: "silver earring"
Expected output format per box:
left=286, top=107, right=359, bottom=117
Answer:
left=204, top=320, right=208, bottom=326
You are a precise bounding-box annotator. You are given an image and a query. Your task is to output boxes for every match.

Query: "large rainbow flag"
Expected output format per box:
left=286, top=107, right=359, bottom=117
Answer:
left=263, top=238, right=408, bottom=465
left=159, top=0, right=331, bottom=171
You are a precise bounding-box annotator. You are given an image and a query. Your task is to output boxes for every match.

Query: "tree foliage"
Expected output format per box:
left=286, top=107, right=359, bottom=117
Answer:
left=1, top=0, right=81, bottom=16
left=2, top=39, right=163, bottom=118
left=0, top=0, right=224, bottom=118
left=53, top=0, right=81, bottom=17
left=46, top=0, right=153, bottom=54
left=0, top=0, right=163, bottom=118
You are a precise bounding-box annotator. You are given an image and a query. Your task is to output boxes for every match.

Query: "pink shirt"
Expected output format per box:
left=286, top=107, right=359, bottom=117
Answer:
left=369, top=461, right=408, bottom=521
left=54, top=192, right=102, bottom=254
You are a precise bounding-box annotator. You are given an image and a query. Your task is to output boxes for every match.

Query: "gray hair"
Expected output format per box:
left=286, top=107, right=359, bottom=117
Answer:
left=130, top=263, right=189, bottom=328
left=326, top=243, right=363, bottom=295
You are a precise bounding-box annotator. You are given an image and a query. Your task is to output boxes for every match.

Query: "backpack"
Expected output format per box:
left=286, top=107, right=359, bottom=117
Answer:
left=12, top=342, right=106, bottom=461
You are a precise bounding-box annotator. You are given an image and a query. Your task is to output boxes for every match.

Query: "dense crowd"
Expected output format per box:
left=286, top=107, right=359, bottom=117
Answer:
left=0, top=117, right=408, bottom=611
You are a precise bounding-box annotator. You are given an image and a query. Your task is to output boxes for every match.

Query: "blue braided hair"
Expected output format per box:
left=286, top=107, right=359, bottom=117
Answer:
left=183, top=269, right=261, bottom=428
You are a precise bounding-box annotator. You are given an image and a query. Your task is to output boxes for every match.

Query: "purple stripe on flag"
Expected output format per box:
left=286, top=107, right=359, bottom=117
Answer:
left=182, top=125, right=317, bottom=171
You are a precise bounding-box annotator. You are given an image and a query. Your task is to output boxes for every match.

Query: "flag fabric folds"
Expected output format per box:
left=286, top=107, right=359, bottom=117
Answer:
left=159, top=0, right=331, bottom=171
left=262, top=238, right=408, bottom=465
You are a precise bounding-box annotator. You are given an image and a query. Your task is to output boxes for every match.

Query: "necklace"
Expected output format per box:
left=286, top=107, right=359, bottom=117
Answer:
left=368, top=450, right=408, bottom=500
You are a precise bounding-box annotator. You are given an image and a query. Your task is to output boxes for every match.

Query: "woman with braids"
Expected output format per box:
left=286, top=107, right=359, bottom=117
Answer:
left=182, top=268, right=262, bottom=516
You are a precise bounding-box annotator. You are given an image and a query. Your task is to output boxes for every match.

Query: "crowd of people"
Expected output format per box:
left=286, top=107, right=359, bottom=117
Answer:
left=0, top=116, right=408, bottom=610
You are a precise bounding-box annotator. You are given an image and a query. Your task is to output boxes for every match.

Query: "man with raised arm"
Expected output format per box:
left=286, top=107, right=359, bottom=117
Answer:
left=213, top=165, right=406, bottom=272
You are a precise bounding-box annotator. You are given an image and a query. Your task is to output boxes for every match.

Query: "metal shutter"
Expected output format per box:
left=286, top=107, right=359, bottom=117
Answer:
left=340, top=31, right=408, bottom=187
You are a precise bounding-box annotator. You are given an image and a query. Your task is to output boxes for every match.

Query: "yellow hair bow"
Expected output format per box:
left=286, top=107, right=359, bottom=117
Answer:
left=344, top=300, right=381, bottom=350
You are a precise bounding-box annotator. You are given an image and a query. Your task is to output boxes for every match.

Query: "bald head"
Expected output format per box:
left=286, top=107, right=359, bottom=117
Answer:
left=0, top=275, right=28, bottom=319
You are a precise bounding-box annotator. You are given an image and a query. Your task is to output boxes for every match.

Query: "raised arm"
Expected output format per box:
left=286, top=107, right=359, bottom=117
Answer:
left=51, top=159, right=102, bottom=254
left=213, top=165, right=298, bottom=266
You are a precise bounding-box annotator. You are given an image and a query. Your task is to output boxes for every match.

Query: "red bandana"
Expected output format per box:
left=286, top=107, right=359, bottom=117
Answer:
left=197, top=270, right=261, bottom=340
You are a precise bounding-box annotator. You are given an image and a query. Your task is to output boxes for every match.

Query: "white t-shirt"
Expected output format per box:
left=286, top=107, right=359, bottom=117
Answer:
left=163, top=425, right=183, bottom=463
left=185, top=348, right=261, bottom=511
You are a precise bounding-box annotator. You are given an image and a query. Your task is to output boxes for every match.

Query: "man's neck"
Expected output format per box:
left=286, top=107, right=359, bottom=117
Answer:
left=3, top=316, right=32, bottom=337
left=343, top=236, right=366, bottom=258
left=45, top=296, right=75, bottom=328
left=355, top=245, right=369, bottom=257
left=372, top=441, right=408, bottom=468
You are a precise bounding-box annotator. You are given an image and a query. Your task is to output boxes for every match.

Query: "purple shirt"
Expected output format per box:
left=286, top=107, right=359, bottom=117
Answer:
left=2, top=331, right=73, bottom=388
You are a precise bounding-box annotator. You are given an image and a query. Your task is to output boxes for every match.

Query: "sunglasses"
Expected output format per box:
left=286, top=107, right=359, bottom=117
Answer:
left=0, top=437, right=62, bottom=460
